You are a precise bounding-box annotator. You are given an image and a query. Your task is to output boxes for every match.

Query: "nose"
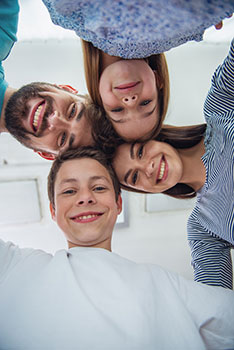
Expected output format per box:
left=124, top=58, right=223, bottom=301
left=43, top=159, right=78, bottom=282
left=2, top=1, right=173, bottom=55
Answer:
left=47, top=111, right=67, bottom=131
left=145, top=160, right=154, bottom=177
left=122, top=94, right=138, bottom=106
left=75, top=189, right=96, bottom=206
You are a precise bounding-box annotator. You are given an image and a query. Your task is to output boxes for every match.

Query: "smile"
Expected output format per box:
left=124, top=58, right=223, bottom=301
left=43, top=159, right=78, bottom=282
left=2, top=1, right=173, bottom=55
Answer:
left=30, top=101, right=46, bottom=132
left=71, top=212, right=103, bottom=223
left=156, top=157, right=167, bottom=183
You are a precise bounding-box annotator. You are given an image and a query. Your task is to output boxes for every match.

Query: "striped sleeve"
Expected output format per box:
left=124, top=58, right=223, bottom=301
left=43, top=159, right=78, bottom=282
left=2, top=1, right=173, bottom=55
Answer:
left=188, top=220, right=233, bottom=289
left=204, top=38, right=234, bottom=117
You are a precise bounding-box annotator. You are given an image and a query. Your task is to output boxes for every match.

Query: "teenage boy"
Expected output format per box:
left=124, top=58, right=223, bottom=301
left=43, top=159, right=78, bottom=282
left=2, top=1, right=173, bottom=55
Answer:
left=0, top=146, right=233, bottom=349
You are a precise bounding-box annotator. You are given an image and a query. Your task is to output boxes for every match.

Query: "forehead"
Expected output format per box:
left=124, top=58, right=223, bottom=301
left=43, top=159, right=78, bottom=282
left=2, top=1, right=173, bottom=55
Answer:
left=55, top=158, right=112, bottom=186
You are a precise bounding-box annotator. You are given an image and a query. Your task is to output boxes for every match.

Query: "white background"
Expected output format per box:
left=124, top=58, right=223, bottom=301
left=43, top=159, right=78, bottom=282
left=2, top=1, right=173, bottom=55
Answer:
left=0, top=0, right=233, bottom=281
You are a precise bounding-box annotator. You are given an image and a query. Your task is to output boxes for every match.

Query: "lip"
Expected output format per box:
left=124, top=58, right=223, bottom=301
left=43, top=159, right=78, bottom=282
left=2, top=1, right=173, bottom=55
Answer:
left=114, top=81, right=140, bottom=91
left=156, top=156, right=168, bottom=184
left=70, top=211, right=104, bottom=223
left=29, top=100, right=46, bottom=133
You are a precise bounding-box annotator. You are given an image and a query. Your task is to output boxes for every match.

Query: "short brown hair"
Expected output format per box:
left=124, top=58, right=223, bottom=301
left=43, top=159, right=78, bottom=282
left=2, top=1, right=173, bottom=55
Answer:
left=48, top=146, right=121, bottom=208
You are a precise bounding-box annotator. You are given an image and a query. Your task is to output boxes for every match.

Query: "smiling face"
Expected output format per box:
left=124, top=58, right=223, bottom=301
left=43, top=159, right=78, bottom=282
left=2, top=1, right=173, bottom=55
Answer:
left=5, top=83, right=93, bottom=155
left=50, top=158, right=122, bottom=250
left=99, top=60, right=159, bottom=140
left=113, top=140, right=183, bottom=193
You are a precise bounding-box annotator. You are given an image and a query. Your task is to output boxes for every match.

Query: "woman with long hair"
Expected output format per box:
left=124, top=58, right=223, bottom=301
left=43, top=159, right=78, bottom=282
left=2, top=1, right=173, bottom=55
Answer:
left=111, top=40, right=234, bottom=289
left=82, top=40, right=169, bottom=141
left=42, top=0, right=233, bottom=141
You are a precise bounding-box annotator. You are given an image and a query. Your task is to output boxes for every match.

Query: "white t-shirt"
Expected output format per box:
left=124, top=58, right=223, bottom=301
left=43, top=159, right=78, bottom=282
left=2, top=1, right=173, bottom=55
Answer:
left=0, top=239, right=233, bottom=349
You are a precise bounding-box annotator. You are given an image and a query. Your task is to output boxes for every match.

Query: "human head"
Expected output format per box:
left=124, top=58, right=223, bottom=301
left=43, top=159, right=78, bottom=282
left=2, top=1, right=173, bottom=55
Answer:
left=112, top=124, right=206, bottom=199
left=48, top=146, right=122, bottom=250
left=82, top=40, right=169, bottom=141
left=4, top=82, right=94, bottom=157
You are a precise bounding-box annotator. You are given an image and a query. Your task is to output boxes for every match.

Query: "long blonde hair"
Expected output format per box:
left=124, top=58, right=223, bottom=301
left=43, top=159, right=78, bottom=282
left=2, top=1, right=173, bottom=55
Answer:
left=81, top=39, right=170, bottom=137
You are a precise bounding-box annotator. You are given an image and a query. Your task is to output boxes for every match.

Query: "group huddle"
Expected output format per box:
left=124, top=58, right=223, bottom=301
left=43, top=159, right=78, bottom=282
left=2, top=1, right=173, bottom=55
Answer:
left=0, top=0, right=234, bottom=349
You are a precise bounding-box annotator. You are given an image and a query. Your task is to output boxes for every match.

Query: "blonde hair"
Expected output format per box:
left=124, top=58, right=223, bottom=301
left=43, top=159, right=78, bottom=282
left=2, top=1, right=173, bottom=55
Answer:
left=81, top=40, right=170, bottom=136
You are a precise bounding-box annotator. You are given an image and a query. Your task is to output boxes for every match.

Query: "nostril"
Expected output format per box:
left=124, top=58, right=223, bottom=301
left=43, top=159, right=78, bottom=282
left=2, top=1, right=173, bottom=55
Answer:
left=124, top=97, right=129, bottom=102
left=132, top=96, right=136, bottom=100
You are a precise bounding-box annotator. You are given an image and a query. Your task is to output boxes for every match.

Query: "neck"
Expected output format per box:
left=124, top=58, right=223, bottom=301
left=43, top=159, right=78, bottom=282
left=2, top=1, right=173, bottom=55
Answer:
left=101, top=51, right=121, bottom=72
left=67, top=238, right=112, bottom=252
left=177, top=138, right=206, bottom=191
left=0, top=86, right=16, bottom=132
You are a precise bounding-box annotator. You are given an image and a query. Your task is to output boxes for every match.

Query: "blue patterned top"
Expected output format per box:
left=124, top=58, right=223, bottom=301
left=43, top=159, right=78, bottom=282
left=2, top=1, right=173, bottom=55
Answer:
left=188, top=39, right=234, bottom=289
left=42, top=0, right=233, bottom=58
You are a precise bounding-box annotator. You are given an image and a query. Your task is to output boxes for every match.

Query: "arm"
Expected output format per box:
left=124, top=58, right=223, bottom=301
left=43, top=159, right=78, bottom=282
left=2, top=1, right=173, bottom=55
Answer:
left=188, top=219, right=233, bottom=289
left=0, top=0, right=19, bottom=62
left=0, top=0, right=19, bottom=121
left=204, top=38, right=234, bottom=117
left=167, top=269, right=234, bottom=349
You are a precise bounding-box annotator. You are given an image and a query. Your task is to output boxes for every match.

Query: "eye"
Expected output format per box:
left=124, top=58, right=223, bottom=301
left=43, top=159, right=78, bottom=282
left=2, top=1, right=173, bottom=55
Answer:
left=68, top=104, right=76, bottom=119
left=138, top=145, right=144, bottom=159
left=111, top=107, right=124, bottom=113
left=140, top=100, right=151, bottom=106
left=94, top=186, right=106, bottom=192
left=132, top=170, right=138, bottom=185
left=62, top=189, right=76, bottom=195
left=59, top=132, right=67, bottom=147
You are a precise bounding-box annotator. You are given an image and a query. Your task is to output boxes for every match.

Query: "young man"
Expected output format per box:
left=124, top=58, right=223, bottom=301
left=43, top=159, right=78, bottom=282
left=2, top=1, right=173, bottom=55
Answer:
left=1, top=0, right=94, bottom=159
left=0, top=146, right=233, bottom=349
left=4, top=82, right=94, bottom=157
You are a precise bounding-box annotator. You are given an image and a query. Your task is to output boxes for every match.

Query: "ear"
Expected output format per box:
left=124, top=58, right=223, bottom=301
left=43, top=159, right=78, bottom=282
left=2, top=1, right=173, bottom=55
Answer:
left=153, top=70, right=163, bottom=90
left=116, top=194, right=122, bottom=215
left=49, top=202, right=56, bottom=221
left=57, top=84, right=78, bottom=94
left=34, top=150, right=56, bottom=161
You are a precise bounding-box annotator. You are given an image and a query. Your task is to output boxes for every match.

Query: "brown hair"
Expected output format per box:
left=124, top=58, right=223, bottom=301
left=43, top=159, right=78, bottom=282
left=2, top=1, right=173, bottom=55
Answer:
left=81, top=40, right=170, bottom=140
left=114, top=123, right=207, bottom=199
left=48, top=146, right=121, bottom=208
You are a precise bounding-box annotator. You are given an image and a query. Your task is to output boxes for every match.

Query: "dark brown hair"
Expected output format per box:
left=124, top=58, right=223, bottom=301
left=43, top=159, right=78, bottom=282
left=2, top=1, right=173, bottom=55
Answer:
left=114, top=124, right=207, bottom=199
left=48, top=146, right=121, bottom=208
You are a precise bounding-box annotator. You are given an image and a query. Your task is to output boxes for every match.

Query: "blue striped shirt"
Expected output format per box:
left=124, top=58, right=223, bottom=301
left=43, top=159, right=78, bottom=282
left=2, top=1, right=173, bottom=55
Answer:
left=188, top=39, right=234, bottom=289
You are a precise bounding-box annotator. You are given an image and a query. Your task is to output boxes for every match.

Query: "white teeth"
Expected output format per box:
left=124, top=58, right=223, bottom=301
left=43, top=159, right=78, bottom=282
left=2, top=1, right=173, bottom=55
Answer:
left=158, top=160, right=165, bottom=180
left=33, top=105, right=43, bottom=129
left=78, top=214, right=98, bottom=220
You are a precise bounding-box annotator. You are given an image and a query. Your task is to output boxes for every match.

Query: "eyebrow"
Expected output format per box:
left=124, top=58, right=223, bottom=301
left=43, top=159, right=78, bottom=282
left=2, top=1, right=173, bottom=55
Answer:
left=110, top=104, right=157, bottom=124
left=58, top=175, right=111, bottom=187
left=68, top=134, right=75, bottom=148
left=123, top=143, right=135, bottom=183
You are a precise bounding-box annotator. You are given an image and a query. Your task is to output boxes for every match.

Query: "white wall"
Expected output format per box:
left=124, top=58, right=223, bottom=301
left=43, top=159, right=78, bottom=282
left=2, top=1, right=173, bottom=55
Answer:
left=0, top=1, right=233, bottom=281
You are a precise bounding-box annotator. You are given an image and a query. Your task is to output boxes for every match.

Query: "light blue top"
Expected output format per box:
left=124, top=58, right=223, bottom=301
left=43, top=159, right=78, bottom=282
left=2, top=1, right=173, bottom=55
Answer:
left=0, top=0, right=19, bottom=118
left=188, top=39, right=234, bottom=289
left=42, top=0, right=233, bottom=58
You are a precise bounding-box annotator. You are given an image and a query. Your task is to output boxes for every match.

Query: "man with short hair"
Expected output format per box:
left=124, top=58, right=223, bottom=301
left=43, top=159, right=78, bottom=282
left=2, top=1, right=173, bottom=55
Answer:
left=0, top=146, right=233, bottom=349
left=1, top=1, right=94, bottom=159
left=4, top=82, right=94, bottom=157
